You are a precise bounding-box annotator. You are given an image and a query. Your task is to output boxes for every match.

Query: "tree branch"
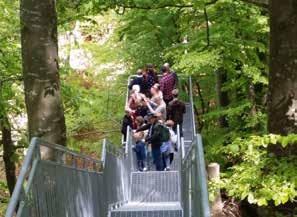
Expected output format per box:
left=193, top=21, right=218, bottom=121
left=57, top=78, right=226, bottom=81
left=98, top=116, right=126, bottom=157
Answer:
left=117, top=3, right=194, bottom=10
left=0, top=75, right=23, bottom=86
left=206, top=0, right=219, bottom=6
left=239, top=0, right=268, bottom=9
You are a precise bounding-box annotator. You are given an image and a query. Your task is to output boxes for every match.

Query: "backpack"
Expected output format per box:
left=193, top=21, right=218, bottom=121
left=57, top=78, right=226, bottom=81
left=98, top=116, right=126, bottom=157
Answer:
left=156, top=123, right=170, bottom=142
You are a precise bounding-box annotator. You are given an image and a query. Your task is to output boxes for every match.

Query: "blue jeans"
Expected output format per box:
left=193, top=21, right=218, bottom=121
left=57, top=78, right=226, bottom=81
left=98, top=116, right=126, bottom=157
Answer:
left=162, top=152, right=170, bottom=169
left=134, top=141, right=146, bottom=171
left=152, top=147, right=164, bottom=171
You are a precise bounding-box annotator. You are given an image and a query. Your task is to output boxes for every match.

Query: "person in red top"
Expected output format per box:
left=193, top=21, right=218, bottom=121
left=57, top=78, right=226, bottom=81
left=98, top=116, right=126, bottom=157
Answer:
left=160, top=66, right=176, bottom=105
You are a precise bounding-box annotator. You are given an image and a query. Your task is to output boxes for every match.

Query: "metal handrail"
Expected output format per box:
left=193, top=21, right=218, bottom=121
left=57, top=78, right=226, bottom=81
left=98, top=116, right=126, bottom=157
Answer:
left=5, top=137, right=104, bottom=217
left=189, top=76, right=197, bottom=135
left=105, top=139, right=125, bottom=157
left=196, top=134, right=210, bottom=217
left=180, top=76, right=210, bottom=217
left=5, top=138, right=38, bottom=217
left=37, top=138, right=103, bottom=165
left=101, top=138, right=107, bottom=167
left=181, top=135, right=210, bottom=217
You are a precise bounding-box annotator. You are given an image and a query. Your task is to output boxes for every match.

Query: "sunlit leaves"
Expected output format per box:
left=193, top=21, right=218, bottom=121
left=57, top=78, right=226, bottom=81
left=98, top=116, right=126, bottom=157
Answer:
left=213, top=135, right=297, bottom=206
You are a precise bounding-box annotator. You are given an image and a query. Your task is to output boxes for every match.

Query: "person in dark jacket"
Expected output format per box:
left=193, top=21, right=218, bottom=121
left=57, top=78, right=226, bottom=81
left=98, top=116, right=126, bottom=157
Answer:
left=121, top=110, right=133, bottom=143
left=137, top=113, right=165, bottom=171
left=167, top=89, right=186, bottom=136
left=128, top=69, right=146, bottom=94
left=145, top=64, right=158, bottom=96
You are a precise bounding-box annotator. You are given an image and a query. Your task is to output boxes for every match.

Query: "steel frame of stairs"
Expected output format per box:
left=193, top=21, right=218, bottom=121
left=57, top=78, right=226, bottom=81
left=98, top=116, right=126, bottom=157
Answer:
left=5, top=76, right=210, bottom=217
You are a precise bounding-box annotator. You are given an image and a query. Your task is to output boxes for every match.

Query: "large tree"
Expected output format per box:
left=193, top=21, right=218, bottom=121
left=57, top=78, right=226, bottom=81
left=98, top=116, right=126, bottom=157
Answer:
left=268, top=0, right=297, bottom=135
left=20, top=0, right=66, bottom=153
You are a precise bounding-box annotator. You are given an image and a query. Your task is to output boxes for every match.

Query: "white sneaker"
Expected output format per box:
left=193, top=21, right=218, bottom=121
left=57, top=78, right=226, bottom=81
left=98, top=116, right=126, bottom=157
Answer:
left=143, top=167, right=147, bottom=172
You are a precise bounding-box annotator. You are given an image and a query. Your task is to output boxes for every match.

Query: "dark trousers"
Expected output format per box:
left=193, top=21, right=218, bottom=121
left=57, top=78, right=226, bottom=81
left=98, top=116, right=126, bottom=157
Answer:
left=170, top=153, right=174, bottom=164
left=152, top=147, right=164, bottom=171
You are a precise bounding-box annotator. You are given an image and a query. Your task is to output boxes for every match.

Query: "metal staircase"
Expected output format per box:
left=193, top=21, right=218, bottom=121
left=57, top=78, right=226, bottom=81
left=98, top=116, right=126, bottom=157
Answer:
left=5, top=76, right=210, bottom=217
left=109, top=171, right=183, bottom=217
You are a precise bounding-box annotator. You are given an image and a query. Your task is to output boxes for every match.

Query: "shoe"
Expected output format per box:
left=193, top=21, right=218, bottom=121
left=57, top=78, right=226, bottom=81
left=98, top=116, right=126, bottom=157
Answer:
left=164, top=167, right=170, bottom=171
left=143, top=167, right=147, bottom=172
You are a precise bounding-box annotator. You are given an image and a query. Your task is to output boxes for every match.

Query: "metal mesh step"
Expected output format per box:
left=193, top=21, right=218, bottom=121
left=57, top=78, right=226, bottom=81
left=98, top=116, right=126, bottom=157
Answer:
left=110, top=202, right=183, bottom=217
left=131, top=171, right=180, bottom=202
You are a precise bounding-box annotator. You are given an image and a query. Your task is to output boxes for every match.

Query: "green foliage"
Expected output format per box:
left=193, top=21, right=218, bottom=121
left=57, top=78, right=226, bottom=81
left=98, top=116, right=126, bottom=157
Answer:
left=0, top=0, right=22, bottom=117
left=116, top=8, right=180, bottom=71
left=61, top=70, right=127, bottom=154
left=209, top=135, right=297, bottom=207
left=58, top=14, right=128, bottom=154
left=0, top=0, right=295, bottom=216
left=101, top=2, right=296, bottom=213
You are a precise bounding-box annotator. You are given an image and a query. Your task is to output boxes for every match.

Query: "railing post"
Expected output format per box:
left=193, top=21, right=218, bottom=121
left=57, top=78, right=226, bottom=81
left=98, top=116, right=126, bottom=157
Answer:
left=5, top=138, right=38, bottom=217
left=101, top=139, right=107, bottom=168
left=177, top=124, right=181, bottom=151
left=181, top=137, right=185, bottom=159
left=125, top=126, right=130, bottom=156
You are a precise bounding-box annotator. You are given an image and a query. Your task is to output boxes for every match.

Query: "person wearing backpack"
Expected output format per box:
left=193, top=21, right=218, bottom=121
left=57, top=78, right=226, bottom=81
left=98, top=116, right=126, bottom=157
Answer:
left=137, top=113, right=169, bottom=171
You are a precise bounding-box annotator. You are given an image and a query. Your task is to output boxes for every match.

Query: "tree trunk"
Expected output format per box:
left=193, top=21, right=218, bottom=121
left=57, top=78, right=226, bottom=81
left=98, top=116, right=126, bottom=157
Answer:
left=20, top=0, right=66, bottom=154
left=268, top=0, right=297, bottom=135
left=216, top=68, right=229, bottom=128
left=1, top=118, right=16, bottom=196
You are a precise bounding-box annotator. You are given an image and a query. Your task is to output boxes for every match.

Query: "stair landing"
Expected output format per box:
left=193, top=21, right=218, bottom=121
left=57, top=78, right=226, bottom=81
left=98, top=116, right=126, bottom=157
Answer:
left=110, top=202, right=183, bottom=217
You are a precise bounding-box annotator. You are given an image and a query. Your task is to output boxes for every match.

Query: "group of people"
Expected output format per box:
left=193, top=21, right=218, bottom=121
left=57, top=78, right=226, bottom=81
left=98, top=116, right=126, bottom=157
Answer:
left=121, top=63, right=186, bottom=171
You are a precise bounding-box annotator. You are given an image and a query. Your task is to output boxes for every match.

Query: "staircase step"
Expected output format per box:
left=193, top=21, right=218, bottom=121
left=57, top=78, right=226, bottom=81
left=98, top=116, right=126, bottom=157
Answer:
left=131, top=171, right=180, bottom=202
left=110, top=202, right=183, bottom=217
